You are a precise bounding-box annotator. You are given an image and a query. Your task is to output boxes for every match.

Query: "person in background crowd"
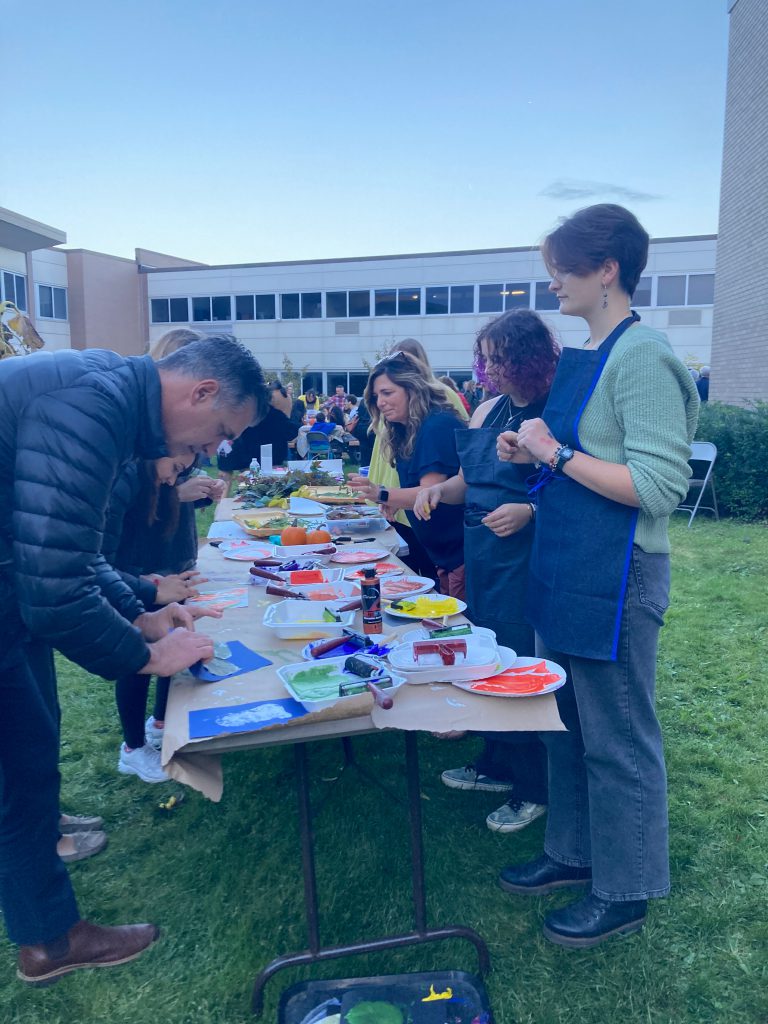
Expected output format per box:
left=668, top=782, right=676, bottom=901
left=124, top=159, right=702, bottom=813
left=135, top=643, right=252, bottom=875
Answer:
left=366, top=339, right=468, bottom=581
left=462, top=378, right=481, bottom=412
left=415, top=309, right=559, bottom=834
left=324, top=384, right=347, bottom=411
left=1, top=335, right=269, bottom=984
left=496, top=204, right=699, bottom=948
left=346, top=393, right=374, bottom=466
left=696, top=365, right=710, bottom=402
left=439, top=375, right=471, bottom=415
left=344, top=393, right=359, bottom=424
left=308, top=410, right=336, bottom=437
left=298, top=388, right=321, bottom=414
left=351, top=351, right=467, bottom=597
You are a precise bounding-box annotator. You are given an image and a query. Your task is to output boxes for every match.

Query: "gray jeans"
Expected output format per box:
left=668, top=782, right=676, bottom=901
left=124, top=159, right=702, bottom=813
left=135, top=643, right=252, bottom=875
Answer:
left=538, top=546, right=671, bottom=901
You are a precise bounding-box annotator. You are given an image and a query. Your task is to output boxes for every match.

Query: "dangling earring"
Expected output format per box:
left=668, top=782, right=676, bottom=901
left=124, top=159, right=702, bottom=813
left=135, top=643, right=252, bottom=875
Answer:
left=602, top=285, right=608, bottom=310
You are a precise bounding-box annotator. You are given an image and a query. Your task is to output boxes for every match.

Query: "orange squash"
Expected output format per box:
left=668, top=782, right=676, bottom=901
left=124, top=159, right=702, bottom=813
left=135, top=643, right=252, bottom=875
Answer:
left=281, top=525, right=307, bottom=546
left=306, top=528, right=332, bottom=545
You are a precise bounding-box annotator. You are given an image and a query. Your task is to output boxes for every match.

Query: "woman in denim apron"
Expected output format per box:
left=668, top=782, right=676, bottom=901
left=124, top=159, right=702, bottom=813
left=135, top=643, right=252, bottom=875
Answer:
left=497, top=205, right=699, bottom=947
left=414, top=310, right=559, bottom=833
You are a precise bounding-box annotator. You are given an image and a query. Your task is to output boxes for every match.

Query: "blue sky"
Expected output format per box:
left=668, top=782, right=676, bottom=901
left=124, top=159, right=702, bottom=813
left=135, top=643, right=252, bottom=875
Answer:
left=4, top=0, right=728, bottom=264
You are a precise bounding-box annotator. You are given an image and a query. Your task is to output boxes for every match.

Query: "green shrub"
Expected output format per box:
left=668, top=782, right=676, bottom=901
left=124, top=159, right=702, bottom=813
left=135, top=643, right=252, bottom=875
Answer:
left=694, top=401, right=768, bottom=520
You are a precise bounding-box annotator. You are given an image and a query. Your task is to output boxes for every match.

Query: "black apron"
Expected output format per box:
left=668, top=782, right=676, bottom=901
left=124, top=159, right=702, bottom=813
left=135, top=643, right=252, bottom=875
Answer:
left=458, top=394, right=544, bottom=655
left=526, top=314, right=640, bottom=661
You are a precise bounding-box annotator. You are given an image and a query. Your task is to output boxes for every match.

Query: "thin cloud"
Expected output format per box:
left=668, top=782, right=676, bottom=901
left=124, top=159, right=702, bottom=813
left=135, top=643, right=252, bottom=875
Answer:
left=540, top=179, right=663, bottom=202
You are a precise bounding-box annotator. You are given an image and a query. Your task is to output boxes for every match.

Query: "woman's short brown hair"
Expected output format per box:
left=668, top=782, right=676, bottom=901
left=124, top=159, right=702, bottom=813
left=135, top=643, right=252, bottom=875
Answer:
left=541, top=203, right=649, bottom=298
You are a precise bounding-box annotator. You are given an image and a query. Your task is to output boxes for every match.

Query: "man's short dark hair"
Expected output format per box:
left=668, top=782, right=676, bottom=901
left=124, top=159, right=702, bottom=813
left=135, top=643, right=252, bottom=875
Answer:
left=345, top=394, right=358, bottom=405
left=158, top=335, right=269, bottom=420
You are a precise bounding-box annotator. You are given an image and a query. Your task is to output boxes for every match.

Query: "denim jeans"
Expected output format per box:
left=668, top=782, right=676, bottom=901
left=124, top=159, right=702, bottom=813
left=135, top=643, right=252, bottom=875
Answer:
left=538, top=546, right=671, bottom=901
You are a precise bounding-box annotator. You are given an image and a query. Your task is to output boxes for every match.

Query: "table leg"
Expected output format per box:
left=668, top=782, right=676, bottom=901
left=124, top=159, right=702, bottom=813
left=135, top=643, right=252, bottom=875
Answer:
left=250, top=735, right=491, bottom=1016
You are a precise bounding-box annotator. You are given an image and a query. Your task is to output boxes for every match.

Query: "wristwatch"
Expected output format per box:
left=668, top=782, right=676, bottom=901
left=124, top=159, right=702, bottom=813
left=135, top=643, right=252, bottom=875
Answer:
left=549, top=444, right=575, bottom=474
left=378, top=487, right=390, bottom=503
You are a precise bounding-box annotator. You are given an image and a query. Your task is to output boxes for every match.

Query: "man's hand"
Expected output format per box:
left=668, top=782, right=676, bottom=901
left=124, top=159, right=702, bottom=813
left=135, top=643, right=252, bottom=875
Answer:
left=270, top=388, right=293, bottom=417
left=140, top=628, right=214, bottom=677
left=481, top=503, right=532, bottom=538
left=134, top=603, right=195, bottom=640
left=188, top=604, right=224, bottom=621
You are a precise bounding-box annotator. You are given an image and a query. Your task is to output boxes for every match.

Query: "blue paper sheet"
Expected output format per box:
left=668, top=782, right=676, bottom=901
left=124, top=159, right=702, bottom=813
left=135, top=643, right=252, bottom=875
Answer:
left=188, top=697, right=308, bottom=739
left=189, top=640, right=272, bottom=682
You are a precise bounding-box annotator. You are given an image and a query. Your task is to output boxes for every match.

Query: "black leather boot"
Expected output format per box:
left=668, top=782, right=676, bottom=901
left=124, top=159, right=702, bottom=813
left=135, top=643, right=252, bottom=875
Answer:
left=498, top=853, right=592, bottom=895
left=543, top=892, right=647, bottom=948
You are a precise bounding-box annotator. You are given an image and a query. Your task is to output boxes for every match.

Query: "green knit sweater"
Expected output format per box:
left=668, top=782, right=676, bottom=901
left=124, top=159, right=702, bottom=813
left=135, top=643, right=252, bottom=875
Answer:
left=578, top=323, right=700, bottom=553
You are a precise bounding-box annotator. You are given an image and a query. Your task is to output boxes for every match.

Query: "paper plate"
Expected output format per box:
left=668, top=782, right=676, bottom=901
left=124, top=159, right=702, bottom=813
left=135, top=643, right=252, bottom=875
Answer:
left=219, top=539, right=274, bottom=561
left=452, top=656, right=567, bottom=698
left=378, top=575, right=435, bottom=600
left=329, top=548, right=389, bottom=565
left=383, top=595, right=467, bottom=620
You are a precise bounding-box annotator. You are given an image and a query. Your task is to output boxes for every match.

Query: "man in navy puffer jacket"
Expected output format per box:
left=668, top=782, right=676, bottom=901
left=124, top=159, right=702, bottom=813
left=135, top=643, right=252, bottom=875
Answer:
left=0, top=335, right=268, bottom=985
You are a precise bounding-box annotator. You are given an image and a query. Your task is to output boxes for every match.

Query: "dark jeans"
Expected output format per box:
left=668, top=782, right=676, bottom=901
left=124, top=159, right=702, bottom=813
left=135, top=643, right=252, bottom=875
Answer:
left=539, top=547, right=671, bottom=901
left=0, top=586, right=79, bottom=945
left=475, top=734, right=548, bottom=805
left=115, top=674, right=171, bottom=749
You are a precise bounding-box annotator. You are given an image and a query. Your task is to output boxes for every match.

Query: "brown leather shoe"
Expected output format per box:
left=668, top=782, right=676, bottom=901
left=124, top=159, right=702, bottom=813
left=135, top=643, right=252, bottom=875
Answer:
left=17, top=920, right=160, bottom=985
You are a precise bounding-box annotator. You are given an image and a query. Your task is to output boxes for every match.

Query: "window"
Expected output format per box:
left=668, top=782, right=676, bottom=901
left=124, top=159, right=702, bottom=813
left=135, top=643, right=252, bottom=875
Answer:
left=151, top=297, right=189, bottom=323
left=374, top=289, right=396, bottom=316
left=425, top=287, right=448, bottom=315
left=235, top=295, right=254, bottom=321
left=255, top=294, right=276, bottom=320
left=301, top=371, right=323, bottom=394
left=450, top=285, right=474, bottom=314
left=37, top=285, right=68, bottom=320
left=326, top=292, right=347, bottom=318
left=348, top=290, right=370, bottom=317
left=398, top=288, right=421, bottom=316
left=2, top=271, right=27, bottom=311
left=504, top=283, right=530, bottom=309
left=301, top=292, right=322, bottom=318
left=657, top=275, right=686, bottom=306
left=478, top=284, right=504, bottom=313
left=281, top=293, right=300, bottom=319
left=327, top=372, right=348, bottom=393
left=687, top=273, right=714, bottom=305
left=631, top=276, right=652, bottom=307
left=348, top=372, right=369, bottom=396
left=534, top=282, right=559, bottom=311
left=192, top=296, right=231, bottom=322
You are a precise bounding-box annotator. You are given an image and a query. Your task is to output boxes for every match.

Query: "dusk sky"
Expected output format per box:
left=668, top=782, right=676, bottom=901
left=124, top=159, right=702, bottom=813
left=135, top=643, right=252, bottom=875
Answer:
left=4, top=0, right=729, bottom=264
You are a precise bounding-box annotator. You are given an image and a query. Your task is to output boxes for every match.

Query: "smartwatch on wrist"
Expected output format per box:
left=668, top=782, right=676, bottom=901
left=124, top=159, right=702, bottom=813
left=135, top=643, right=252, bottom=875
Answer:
left=378, top=487, right=390, bottom=504
left=549, top=444, right=575, bottom=474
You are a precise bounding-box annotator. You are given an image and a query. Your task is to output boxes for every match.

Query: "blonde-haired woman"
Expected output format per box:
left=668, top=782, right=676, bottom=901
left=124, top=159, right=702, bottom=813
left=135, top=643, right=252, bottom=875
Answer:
left=350, top=351, right=467, bottom=596
left=364, top=339, right=468, bottom=580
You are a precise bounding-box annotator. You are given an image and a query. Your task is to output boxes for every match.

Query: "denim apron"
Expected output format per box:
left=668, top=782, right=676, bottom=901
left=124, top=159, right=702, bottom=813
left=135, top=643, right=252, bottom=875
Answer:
left=526, top=314, right=640, bottom=661
left=458, top=394, right=544, bottom=654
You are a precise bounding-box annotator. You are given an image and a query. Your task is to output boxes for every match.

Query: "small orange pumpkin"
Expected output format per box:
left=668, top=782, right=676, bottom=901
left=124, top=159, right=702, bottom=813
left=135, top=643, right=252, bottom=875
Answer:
left=281, top=525, right=307, bottom=546
left=306, top=528, right=332, bottom=545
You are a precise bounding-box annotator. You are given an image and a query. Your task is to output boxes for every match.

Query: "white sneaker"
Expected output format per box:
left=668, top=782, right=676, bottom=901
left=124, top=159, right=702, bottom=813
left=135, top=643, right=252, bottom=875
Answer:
left=145, top=716, right=164, bottom=751
left=118, top=743, right=170, bottom=784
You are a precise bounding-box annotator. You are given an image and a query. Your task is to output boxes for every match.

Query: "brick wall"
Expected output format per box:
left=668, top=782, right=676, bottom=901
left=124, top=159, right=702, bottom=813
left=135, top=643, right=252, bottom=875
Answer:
left=711, top=0, right=768, bottom=405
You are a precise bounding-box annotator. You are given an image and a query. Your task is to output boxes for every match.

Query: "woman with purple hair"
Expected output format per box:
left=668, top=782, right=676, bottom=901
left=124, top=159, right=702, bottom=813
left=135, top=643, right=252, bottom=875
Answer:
left=415, top=308, right=560, bottom=833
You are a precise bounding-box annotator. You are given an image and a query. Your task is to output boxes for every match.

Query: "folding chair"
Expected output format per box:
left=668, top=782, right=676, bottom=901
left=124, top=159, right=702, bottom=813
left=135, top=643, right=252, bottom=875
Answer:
left=305, top=431, right=332, bottom=459
left=676, top=441, right=719, bottom=526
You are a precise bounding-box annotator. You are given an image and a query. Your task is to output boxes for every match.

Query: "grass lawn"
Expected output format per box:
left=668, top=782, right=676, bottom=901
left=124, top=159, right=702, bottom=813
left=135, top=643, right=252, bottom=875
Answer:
left=2, top=516, right=767, bottom=1023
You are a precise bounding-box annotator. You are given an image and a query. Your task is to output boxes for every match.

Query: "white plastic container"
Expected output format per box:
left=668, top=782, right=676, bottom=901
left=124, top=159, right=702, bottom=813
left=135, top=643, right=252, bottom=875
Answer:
left=278, top=656, right=406, bottom=712
left=262, top=600, right=357, bottom=640
left=293, top=581, right=360, bottom=603
left=271, top=543, right=337, bottom=564
left=387, top=632, right=503, bottom=683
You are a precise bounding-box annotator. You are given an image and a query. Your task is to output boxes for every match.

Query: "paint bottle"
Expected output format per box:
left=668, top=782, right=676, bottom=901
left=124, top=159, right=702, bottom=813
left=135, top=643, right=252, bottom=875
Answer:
left=360, top=568, right=382, bottom=635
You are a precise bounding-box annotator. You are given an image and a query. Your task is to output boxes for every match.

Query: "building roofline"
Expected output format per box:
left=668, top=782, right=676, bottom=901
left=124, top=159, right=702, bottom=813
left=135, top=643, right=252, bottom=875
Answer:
left=139, top=234, right=718, bottom=274
left=0, top=207, right=67, bottom=252
left=61, top=247, right=138, bottom=265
